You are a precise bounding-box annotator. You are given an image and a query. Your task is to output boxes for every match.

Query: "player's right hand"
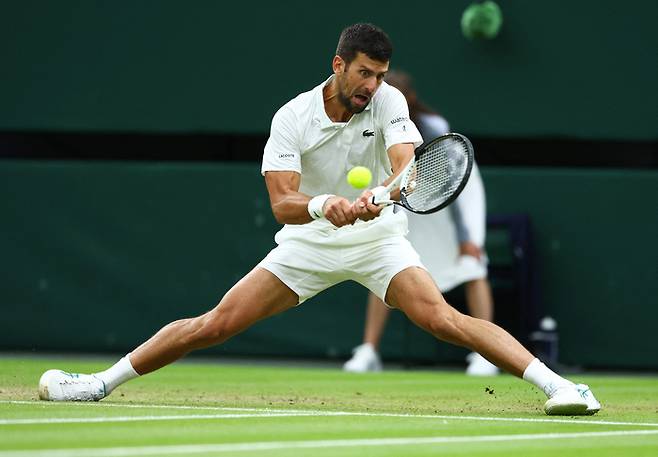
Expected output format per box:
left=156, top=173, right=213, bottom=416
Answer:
left=352, top=189, right=384, bottom=222
left=323, top=196, right=358, bottom=227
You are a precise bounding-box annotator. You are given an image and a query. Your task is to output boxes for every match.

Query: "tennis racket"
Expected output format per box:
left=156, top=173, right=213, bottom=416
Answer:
left=372, top=132, right=474, bottom=214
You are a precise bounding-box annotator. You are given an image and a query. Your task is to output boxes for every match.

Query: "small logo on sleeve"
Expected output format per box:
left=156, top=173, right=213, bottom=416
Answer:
left=278, top=153, right=296, bottom=159
left=362, top=130, right=375, bottom=137
left=390, top=116, right=409, bottom=125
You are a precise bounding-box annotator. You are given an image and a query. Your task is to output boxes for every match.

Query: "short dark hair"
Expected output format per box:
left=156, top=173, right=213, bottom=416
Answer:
left=336, top=23, right=393, bottom=64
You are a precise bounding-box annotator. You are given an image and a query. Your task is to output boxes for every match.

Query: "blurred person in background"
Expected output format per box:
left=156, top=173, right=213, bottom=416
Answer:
left=344, top=70, right=499, bottom=376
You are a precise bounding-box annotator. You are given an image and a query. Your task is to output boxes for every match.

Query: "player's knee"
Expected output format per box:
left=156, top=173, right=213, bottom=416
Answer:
left=181, top=312, right=232, bottom=348
left=200, top=315, right=234, bottom=346
left=424, top=307, right=465, bottom=341
left=425, top=312, right=455, bottom=337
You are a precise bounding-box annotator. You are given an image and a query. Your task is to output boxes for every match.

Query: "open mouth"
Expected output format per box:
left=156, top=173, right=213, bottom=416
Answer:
left=353, top=94, right=369, bottom=105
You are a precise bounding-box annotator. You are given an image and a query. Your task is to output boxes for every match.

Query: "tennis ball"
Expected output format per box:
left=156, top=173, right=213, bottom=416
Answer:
left=461, top=1, right=503, bottom=40
left=347, top=166, right=372, bottom=189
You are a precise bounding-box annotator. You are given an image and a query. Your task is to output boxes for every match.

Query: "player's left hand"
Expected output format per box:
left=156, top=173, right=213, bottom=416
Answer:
left=352, top=189, right=384, bottom=222
left=459, top=241, right=482, bottom=260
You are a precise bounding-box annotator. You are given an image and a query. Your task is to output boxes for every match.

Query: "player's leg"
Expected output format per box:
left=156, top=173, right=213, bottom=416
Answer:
left=463, top=277, right=500, bottom=376
left=464, top=278, right=493, bottom=322
left=343, top=292, right=389, bottom=372
left=129, top=267, right=298, bottom=374
left=39, top=267, right=298, bottom=401
left=386, top=267, right=600, bottom=415
left=387, top=267, right=532, bottom=376
left=363, top=292, right=391, bottom=348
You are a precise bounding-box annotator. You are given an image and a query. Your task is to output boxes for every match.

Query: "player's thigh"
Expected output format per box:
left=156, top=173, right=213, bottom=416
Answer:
left=206, top=267, right=299, bottom=337
left=386, top=266, right=460, bottom=333
left=385, top=266, right=444, bottom=310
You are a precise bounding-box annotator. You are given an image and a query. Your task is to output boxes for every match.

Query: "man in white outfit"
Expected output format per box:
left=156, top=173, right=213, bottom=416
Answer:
left=38, top=23, right=599, bottom=416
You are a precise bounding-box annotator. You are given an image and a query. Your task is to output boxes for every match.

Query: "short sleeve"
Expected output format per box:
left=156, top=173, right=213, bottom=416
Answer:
left=377, top=85, right=423, bottom=150
left=261, top=105, right=302, bottom=175
left=419, top=113, right=450, bottom=139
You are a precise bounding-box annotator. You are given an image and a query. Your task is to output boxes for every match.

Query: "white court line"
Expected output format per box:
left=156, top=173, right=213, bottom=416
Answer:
left=1, top=400, right=297, bottom=413
left=0, top=412, right=322, bottom=425
left=0, top=430, right=656, bottom=457
left=2, top=400, right=658, bottom=428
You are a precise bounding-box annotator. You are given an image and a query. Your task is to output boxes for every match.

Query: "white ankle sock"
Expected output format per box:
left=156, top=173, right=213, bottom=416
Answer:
left=522, top=358, right=572, bottom=397
left=94, top=354, right=139, bottom=394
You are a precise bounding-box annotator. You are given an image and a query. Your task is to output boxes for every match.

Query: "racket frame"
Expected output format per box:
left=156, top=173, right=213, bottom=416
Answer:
left=372, top=132, right=474, bottom=214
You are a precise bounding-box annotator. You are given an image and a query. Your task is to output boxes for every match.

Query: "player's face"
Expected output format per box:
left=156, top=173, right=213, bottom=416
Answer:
left=335, top=52, right=389, bottom=114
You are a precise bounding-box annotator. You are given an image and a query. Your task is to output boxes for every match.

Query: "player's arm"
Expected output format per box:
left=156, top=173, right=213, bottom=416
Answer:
left=263, top=105, right=357, bottom=227
left=352, top=142, right=415, bottom=221
left=383, top=142, right=415, bottom=201
left=448, top=199, right=481, bottom=259
left=264, top=171, right=356, bottom=227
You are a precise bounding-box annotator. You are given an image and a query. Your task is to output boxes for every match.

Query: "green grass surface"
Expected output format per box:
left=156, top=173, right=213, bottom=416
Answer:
left=1, top=356, right=657, bottom=456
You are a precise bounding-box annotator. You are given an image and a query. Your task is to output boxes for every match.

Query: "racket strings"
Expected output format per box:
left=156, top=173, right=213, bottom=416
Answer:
left=402, top=137, right=469, bottom=212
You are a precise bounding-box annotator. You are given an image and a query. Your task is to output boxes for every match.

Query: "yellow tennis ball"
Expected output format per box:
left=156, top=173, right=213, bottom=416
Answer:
left=347, top=166, right=372, bottom=189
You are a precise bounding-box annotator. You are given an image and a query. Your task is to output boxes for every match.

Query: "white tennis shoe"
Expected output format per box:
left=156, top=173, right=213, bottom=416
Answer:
left=38, top=369, right=106, bottom=401
left=343, top=343, right=382, bottom=373
left=544, top=383, right=601, bottom=415
left=465, top=352, right=500, bottom=376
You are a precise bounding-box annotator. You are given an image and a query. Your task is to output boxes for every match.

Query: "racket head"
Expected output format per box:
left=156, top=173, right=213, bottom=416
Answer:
left=398, top=133, right=474, bottom=214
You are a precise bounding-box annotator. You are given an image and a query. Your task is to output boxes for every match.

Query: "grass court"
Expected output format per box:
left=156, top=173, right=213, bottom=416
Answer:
left=1, top=356, right=657, bottom=456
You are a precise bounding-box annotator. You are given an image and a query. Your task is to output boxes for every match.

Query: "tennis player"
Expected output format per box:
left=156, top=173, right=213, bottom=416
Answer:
left=38, top=23, right=599, bottom=416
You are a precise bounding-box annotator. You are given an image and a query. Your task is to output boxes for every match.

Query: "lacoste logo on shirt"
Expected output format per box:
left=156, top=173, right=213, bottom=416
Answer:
left=362, top=130, right=375, bottom=137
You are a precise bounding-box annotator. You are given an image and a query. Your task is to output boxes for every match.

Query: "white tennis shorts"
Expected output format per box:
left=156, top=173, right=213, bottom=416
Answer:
left=258, top=234, right=425, bottom=305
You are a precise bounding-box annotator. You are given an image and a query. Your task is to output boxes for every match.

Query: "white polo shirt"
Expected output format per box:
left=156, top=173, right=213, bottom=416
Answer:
left=262, top=76, right=423, bottom=245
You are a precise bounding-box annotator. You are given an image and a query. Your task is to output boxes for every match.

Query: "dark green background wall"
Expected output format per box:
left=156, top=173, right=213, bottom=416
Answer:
left=1, top=161, right=656, bottom=369
left=1, top=0, right=656, bottom=139
left=1, top=1, right=656, bottom=368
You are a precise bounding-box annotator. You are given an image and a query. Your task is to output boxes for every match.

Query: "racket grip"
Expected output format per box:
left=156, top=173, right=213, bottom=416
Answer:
left=371, top=186, right=391, bottom=205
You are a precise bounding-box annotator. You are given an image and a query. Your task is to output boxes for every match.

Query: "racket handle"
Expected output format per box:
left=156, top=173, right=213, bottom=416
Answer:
left=371, top=186, right=392, bottom=206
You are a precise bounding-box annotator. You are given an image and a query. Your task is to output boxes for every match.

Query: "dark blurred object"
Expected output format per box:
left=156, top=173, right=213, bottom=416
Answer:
left=530, top=316, right=560, bottom=368
left=1, top=132, right=655, bottom=168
